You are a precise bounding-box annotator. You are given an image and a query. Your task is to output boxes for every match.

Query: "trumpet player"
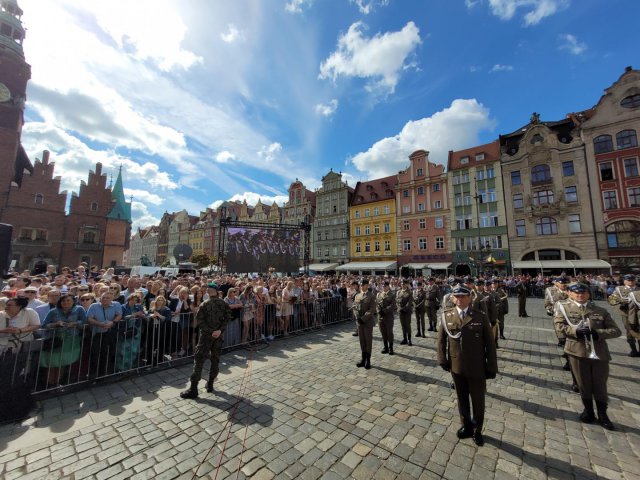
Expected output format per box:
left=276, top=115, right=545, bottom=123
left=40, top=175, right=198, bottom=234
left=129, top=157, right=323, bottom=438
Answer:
left=545, top=277, right=575, bottom=378
left=554, top=282, right=621, bottom=430
left=608, top=274, right=640, bottom=357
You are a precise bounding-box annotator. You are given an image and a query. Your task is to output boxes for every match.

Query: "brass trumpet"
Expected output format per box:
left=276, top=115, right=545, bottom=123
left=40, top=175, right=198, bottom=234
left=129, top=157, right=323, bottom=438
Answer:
left=581, top=317, right=599, bottom=360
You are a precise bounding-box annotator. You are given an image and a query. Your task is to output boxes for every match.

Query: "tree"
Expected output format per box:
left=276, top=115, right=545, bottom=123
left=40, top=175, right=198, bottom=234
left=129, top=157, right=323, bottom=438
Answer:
left=190, top=253, right=214, bottom=269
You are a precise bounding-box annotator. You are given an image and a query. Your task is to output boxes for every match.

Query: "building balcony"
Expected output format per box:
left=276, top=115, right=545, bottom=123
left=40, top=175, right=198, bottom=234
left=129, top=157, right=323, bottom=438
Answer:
left=15, top=237, right=49, bottom=246
left=531, top=177, right=554, bottom=187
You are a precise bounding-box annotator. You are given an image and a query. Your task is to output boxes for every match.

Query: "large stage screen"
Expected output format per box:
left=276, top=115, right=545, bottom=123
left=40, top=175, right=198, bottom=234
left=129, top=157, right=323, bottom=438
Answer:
left=225, top=227, right=301, bottom=274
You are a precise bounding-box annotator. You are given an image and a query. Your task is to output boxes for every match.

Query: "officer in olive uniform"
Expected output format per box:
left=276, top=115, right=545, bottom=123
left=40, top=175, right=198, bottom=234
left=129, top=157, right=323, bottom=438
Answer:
left=376, top=281, right=396, bottom=355
left=354, top=278, right=377, bottom=369
left=489, top=279, right=508, bottom=342
left=608, top=274, right=640, bottom=357
left=516, top=275, right=529, bottom=317
left=181, top=282, right=232, bottom=399
left=397, top=280, right=414, bottom=346
left=413, top=282, right=427, bottom=338
left=437, top=285, right=498, bottom=446
left=545, top=277, right=575, bottom=375
left=554, top=282, right=621, bottom=429
left=425, top=277, right=440, bottom=332
left=473, top=279, right=497, bottom=329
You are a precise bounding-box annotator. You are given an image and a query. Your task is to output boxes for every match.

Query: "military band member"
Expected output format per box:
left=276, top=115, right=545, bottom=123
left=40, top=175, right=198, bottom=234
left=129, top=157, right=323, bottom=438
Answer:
left=554, top=282, right=621, bottom=429
left=413, top=282, right=427, bottom=338
left=437, top=285, right=498, bottom=446
left=516, top=275, right=529, bottom=317
left=473, top=279, right=497, bottom=329
left=544, top=277, right=574, bottom=371
left=377, top=281, right=396, bottom=355
left=397, top=280, right=414, bottom=346
left=608, top=274, right=640, bottom=357
left=426, top=277, right=440, bottom=332
left=490, top=279, right=508, bottom=341
left=353, top=279, right=377, bottom=369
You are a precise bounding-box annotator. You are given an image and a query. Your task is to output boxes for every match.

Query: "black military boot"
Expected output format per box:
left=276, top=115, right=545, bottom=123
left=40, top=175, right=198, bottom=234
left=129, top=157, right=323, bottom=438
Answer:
left=180, top=381, right=199, bottom=399
left=381, top=341, right=389, bottom=354
left=416, top=327, right=422, bottom=338
left=356, top=352, right=366, bottom=368
left=579, top=398, right=595, bottom=423
left=206, top=379, right=214, bottom=393
left=407, top=335, right=412, bottom=347
left=628, top=340, right=640, bottom=357
left=596, top=401, right=615, bottom=430
left=456, top=418, right=474, bottom=439
left=388, top=342, right=394, bottom=355
left=364, top=353, right=371, bottom=370
left=400, top=334, right=408, bottom=345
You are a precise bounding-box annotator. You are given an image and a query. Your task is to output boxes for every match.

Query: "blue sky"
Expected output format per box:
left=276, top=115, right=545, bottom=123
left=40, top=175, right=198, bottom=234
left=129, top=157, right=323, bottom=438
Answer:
left=18, top=0, right=640, bottom=228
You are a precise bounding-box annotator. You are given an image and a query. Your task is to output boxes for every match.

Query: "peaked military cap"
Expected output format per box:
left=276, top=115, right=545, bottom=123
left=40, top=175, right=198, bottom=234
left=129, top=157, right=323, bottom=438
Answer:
left=567, top=282, right=589, bottom=293
left=452, top=285, right=471, bottom=296
left=554, top=277, right=569, bottom=284
left=623, top=274, right=637, bottom=281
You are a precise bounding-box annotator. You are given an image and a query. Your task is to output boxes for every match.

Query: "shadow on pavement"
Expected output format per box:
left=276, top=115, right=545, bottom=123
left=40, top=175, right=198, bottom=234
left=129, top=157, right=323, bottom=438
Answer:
left=193, top=390, right=274, bottom=427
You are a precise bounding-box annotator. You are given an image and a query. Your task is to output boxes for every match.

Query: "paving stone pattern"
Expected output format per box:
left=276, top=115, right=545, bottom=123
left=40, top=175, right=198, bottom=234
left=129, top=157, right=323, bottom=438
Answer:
left=0, top=299, right=639, bottom=479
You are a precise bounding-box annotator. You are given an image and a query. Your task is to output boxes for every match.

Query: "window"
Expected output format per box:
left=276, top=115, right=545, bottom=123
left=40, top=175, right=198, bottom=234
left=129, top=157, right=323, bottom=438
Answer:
left=365, top=242, right=370, bottom=252
left=364, top=225, right=370, bottom=235
left=325, top=248, right=330, bottom=257
left=460, top=156, right=469, bottom=164
left=373, top=207, right=379, bottom=215
left=531, top=164, right=551, bottom=184
left=533, top=190, right=554, bottom=205
left=433, top=183, right=440, bottom=192
left=364, top=208, right=370, bottom=217
left=384, top=240, right=391, bottom=251
left=403, top=220, right=410, bottom=231
left=599, top=162, right=614, bottom=181
left=562, top=161, right=574, bottom=177
left=417, top=202, right=425, bottom=211
left=617, top=129, right=638, bottom=149
left=383, top=205, right=390, bottom=214
left=374, top=224, right=380, bottom=234
left=355, top=226, right=361, bottom=236
left=511, top=171, right=521, bottom=185
left=515, top=219, right=526, bottom=237
left=384, top=223, right=390, bottom=233
left=435, top=217, right=444, bottom=228
left=342, top=230, right=347, bottom=238
left=535, top=217, right=558, bottom=235
left=403, top=205, right=411, bottom=213
left=477, top=169, right=485, bottom=181
left=434, top=200, right=442, bottom=209
left=416, top=168, right=423, bottom=176
left=480, top=210, right=499, bottom=227
left=629, top=187, right=640, bottom=207
left=475, top=153, right=485, bottom=161
left=624, top=158, right=639, bottom=177
left=620, top=93, right=640, bottom=108
left=455, top=238, right=465, bottom=251
left=455, top=193, right=463, bottom=207
left=568, top=214, right=581, bottom=233
left=355, top=210, right=360, bottom=218
left=403, top=190, right=409, bottom=198
left=417, top=186, right=425, bottom=195
left=603, top=191, right=618, bottom=210
left=456, top=214, right=473, bottom=230
left=565, top=186, right=578, bottom=202
left=513, top=193, right=523, bottom=209
left=486, top=166, right=495, bottom=179
left=419, top=218, right=426, bottom=229
left=19, top=228, right=33, bottom=240
left=403, top=239, right=411, bottom=251
left=355, top=243, right=361, bottom=253
left=341, top=247, right=347, bottom=256
left=374, top=241, right=380, bottom=252
left=35, top=229, right=47, bottom=240
left=83, top=231, right=96, bottom=244
left=419, top=238, right=427, bottom=250
left=531, top=133, right=544, bottom=144
left=34, top=193, right=44, bottom=205
left=593, top=135, right=613, bottom=154
left=435, top=237, right=444, bottom=249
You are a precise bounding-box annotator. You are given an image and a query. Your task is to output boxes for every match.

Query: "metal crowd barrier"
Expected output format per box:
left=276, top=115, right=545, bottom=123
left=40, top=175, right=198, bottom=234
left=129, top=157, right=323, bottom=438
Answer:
left=3, top=297, right=351, bottom=398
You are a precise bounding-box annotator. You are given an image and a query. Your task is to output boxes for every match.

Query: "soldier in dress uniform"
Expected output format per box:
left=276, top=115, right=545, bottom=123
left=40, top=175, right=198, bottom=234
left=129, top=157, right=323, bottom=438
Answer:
left=437, top=285, right=498, bottom=446
left=425, top=277, right=440, bottom=332
left=516, top=275, right=529, bottom=317
left=180, top=283, right=232, bottom=399
left=608, top=274, right=640, bottom=357
left=396, top=279, right=414, bottom=346
left=376, top=281, right=396, bottom=355
left=413, top=281, right=427, bottom=338
left=489, top=279, right=508, bottom=342
left=554, top=282, right=621, bottom=429
left=544, top=277, right=573, bottom=371
left=353, top=278, right=377, bottom=369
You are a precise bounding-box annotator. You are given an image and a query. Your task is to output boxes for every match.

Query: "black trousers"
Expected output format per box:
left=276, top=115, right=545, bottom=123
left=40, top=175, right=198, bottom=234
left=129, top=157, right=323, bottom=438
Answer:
left=451, top=372, right=486, bottom=432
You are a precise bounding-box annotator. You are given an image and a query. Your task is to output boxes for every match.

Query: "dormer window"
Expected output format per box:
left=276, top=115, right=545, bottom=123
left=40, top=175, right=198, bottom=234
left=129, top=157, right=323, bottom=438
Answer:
left=475, top=153, right=485, bottom=161
left=460, top=156, right=469, bottom=164
left=34, top=193, right=44, bottom=205
left=621, top=94, right=640, bottom=108
left=531, top=134, right=544, bottom=144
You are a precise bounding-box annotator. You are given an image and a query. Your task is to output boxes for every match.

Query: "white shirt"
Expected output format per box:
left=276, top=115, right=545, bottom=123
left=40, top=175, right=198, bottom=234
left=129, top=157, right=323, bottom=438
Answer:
left=456, top=307, right=469, bottom=319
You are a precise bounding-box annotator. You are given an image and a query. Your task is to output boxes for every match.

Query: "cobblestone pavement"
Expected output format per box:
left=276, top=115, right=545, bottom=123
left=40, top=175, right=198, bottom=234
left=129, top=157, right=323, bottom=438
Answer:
left=1, top=298, right=639, bottom=479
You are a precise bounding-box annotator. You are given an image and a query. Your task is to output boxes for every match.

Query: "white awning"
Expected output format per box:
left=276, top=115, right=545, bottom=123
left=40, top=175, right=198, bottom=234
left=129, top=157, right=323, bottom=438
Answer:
left=512, top=261, right=543, bottom=269
left=540, top=260, right=574, bottom=269
left=569, top=260, right=612, bottom=270
left=336, top=261, right=397, bottom=271
left=403, top=263, right=428, bottom=269
left=308, top=263, right=339, bottom=272
left=427, top=262, right=452, bottom=270
left=512, top=260, right=612, bottom=271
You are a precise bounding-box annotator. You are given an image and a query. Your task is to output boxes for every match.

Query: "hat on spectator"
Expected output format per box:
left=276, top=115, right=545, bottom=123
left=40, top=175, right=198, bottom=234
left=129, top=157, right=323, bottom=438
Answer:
left=452, top=285, right=471, bottom=296
left=24, top=286, right=38, bottom=292
left=207, top=282, right=219, bottom=289
left=623, top=274, right=636, bottom=281
left=60, top=286, right=69, bottom=293
left=554, top=277, right=569, bottom=284
left=567, top=282, right=589, bottom=293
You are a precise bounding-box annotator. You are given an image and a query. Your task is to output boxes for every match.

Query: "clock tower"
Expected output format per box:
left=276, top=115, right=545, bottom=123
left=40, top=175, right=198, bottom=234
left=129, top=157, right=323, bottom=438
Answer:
left=0, top=0, right=31, bottom=210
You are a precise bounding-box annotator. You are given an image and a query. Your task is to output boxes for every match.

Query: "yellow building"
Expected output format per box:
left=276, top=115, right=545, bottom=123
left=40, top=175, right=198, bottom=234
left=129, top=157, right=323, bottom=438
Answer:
left=339, top=175, right=398, bottom=275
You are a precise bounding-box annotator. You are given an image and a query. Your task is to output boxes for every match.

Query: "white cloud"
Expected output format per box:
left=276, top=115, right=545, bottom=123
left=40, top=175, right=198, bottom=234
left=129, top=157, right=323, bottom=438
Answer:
left=314, top=99, right=339, bottom=117
left=319, top=21, right=421, bottom=95
left=350, top=0, right=389, bottom=14
left=350, top=99, right=495, bottom=178
left=469, top=65, right=481, bottom=72
left=488, top=0, right=570, bottom=26
left=220, top=24, right=245, bottom=43
left=465, top=0, right=480, bottom=8
left=211, top=192, right=289, bottom=209
left=215, top=151, right=236, bottom=163
left=285, top=0, right=311, bottom=13
left=558, top=33, right=587, bottom=55
left=131, top=202, right=160, bottom=230
left=124, top=189, right=164, bottom=205
left=257, top=142, right=283, bottom=163
left=490, top=64, right=514, bottom=73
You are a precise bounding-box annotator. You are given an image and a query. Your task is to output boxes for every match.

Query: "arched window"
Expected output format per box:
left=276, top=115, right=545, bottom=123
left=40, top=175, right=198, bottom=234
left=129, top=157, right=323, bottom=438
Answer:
left=606, top=220, right=640, bottom=249
left=90, top=202, right=98, bottom=211
left=34, top=193, right=44, bottom=205
left=593, top=135, right=613, bottom=154
left=535, top=217, right=557, bottom=235
left=616, top=129, right=638, bottom=149
left=621, top=94, right=640, bottom=108
left=531, top=164, right=551, bottom=184
left=530, top=133, right=544, bottom=144
left=83, top=232, right=96, bottom=244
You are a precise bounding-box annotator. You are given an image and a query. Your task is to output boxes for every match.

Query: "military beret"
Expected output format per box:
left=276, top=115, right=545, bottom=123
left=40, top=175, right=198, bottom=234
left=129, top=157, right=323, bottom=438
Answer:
left=554, top=277, right=569, bottom=284
left=567, top=282, right=589, bottom=293
left=623, top=274, right=637, bottom=281
left=207, top=282, right=219, bottom=289
left=474, top=279, right=485, bottom=286
left=452, top=285, right=471, bottom=296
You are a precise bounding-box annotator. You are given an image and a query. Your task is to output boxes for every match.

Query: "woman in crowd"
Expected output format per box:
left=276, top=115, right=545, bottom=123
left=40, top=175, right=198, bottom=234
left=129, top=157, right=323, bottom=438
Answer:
left=40, top=293, right=87, bottom=386
left=116, top=292, right=145, bottom=371
left=254, top=286, right=267, bottom=340
left=110, top=283, right=125, bottom=304
left=148, top=295, right=171, bottom=364
left=239, top=285, right=256, bottom=344
left=264, top=286, right=277, bottom=341
left=281, top=281, right=295, bottom=335
left=168, top=287, right=192, bottom=357
left=301, top=281, right=316, bottom=329
left=224, top=287, right=244, bottom=345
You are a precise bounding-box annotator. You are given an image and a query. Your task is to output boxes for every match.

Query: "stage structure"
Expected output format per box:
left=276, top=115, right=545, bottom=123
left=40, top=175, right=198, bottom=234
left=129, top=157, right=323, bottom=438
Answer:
left=217, top=217, right=311, bottom=275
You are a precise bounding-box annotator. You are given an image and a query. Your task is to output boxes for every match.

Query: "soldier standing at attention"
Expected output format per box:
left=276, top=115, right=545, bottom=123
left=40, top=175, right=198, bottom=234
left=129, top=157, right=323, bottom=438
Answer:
left=413, top=281, right=427, bottom=338
left=554, top=282, right=621, bottom=429
left=397, top=279, right=414, bottom=346
left=545, top=277, right=571, bottom=367
left=608, top=274, right=640, bottom=357
left=180, top=283, right=232, bottom=399
left=490, top=279, right=508, bottom=342
left=376, top=281, right=396, bottom=355
left=437, top=285, right=497, bottom=446
left=516, top=275, right=529, bottom=317
left=425, top=277, right=440, bottom=332
left=353, top=278, right=377, bottom=369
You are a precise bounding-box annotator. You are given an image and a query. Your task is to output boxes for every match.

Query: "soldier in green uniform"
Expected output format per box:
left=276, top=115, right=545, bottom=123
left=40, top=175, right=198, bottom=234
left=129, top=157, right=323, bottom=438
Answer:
left=545, top=277, right=575, bottom=376
left=413, top=281, right=427, bottom=338
left=608, top=274, right=640, bottom=357
left=554, top=282, right=621, bottom=429
left=180, top=282, right=232, bottom=399
left=437, top=285, right=498, bottom=446
left=489, top=279, right=508, bottom=342
left=473, top=279, right=497, bottom=330
left=376, top=281, right=396, bottom=355
left=353, top=278, right=377, bottom=369
left=425, top=277, right=440, bottom=332
left=396, top=279, right=414, bottom=346
left=516, top=275, right=529, bottom=317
